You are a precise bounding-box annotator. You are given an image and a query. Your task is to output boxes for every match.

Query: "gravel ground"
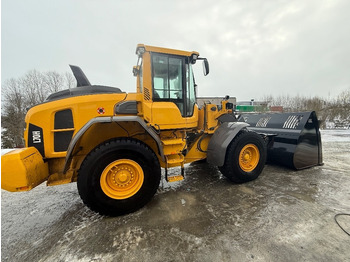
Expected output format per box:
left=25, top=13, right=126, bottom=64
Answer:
left=1, top=129, right=350, bottom=262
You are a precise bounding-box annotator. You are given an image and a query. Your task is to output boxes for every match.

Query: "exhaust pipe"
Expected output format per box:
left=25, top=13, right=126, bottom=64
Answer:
left=238, top=111, right=323, bottom=170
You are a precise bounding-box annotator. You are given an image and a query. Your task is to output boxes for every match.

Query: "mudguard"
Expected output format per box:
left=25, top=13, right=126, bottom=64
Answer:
left=207, top=122, right=249, bottom=166
left=63, top=116, right=165, bottom=173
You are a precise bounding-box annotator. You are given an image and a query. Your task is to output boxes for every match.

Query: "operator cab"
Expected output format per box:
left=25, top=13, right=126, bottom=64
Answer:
left=134, top=44, right=209, bottom=130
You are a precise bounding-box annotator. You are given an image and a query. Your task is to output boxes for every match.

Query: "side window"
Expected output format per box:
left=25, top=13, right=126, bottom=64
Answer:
left=152, top=54, right=168, bottom=99
left=152, top=54, right=184, bottom=115
left=186, top=63, right=196, bottom=117
left=169, top=57, right=183, bottom=99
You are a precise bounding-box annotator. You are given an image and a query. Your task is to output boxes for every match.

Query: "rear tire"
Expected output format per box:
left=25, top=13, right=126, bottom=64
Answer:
left=77, top=138, right=161, bottom=216
left=219, top=130, right=267, bottom=183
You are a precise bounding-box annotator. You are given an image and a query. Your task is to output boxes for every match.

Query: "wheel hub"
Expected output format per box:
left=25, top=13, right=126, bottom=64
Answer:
left=116, top=171, right=129, bottom=183
left=239, top=144, right=260, bottom=172
left=100, top=159, right=144, bottom=199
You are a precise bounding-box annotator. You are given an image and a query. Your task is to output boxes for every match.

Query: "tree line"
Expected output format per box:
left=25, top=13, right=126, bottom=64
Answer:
left=260, top=88, right=350, bottom=128
left=1, top=70, right=75, bottom=148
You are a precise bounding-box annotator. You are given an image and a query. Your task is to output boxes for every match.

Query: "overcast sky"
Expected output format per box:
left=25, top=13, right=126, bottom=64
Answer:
left=2, top=0, right=350, bottom=101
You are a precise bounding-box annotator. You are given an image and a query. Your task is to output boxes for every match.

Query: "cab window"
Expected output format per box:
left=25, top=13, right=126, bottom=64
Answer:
left=152, top=53, right=196, bottom=117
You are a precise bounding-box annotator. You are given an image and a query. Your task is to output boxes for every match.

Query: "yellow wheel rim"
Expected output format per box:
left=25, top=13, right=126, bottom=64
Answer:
left=239, top=144, right=260, bottom=172
left=100, top=159, right=144, bottom=200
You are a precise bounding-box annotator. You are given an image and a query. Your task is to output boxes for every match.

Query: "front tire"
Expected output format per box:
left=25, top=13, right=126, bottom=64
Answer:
left=219, top=130, right=267, bottom=183
left=77, top=138, right=161, bottom=216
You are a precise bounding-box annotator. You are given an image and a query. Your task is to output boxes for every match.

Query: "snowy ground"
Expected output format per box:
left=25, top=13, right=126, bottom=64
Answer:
left=1, top=149, right=15, bottom=155
left=1, top=129, right=350, bottom=262
left=320, top=129, right=350, bottom=142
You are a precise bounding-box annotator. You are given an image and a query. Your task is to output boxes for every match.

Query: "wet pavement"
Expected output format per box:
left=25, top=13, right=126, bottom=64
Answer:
left=1, top=130, right=350, bottom=262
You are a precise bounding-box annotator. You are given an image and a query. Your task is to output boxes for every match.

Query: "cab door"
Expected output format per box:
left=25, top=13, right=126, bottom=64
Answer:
left=150, top=53, right=198, bottom=130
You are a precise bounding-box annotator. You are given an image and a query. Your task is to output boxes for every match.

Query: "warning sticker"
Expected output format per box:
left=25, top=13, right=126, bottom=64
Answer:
left=97, top=107, right=105, bottom=115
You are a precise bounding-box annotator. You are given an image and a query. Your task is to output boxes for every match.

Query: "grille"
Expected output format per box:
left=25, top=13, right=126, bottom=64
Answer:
left=144, top=88, right=150, bottom=100
left=283, top=115, right=303, bottom=129
left=255, top=116, right=271, bottom=128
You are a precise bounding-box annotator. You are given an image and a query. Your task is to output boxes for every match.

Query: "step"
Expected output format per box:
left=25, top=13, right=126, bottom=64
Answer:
left=162, top=138, right=184, bottom=146
left=165, top=163, right=185, bottom=183
left=165, top=154, right=184, bottom=166
left=162, top=138, right=186, bottom=155
left=166, top=174, right=184, bottom=182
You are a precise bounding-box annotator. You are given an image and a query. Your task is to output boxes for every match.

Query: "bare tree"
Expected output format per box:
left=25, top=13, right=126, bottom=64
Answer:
left=261, top=88, right=350, bottom=128
left=1, top=70, right=74, bottom=148
left=21, top=70, right=47, bottom=106
left=1, top=78, right=27, bottom=147
left=65, top=72, right=76, bottom=90
left=44, top=71, right=64, bottom=94
left=332, top=88, right=350, bottom=126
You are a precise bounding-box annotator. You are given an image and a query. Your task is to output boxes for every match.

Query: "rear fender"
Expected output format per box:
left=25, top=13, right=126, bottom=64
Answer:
left=207, top=122, right=249, bottom=166
left=63, top=116, right=164, bottom=173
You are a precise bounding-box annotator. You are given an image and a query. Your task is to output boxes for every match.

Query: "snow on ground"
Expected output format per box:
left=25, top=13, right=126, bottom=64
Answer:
left=1, top=129, right=350, bottom=262
left=1, top=149, right=15, bottom=155
left=320, top=129, right=350, bottom=142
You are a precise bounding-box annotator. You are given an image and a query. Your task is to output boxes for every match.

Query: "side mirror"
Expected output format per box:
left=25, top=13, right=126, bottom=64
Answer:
left=133, top=66, right=139, bottom=77
left=203, top=58, right=209, bottom=76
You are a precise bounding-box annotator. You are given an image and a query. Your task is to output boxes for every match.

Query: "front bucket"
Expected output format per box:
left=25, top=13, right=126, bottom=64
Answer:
left=238, top=111, right=323, bottom=170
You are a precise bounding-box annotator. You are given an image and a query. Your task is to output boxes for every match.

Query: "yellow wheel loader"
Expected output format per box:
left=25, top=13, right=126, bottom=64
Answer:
left=1, top=44, right=323, bottom=216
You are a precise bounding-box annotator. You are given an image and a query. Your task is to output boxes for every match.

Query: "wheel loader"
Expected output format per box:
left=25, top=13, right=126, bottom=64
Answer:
left=1, top=44, right=323, bottom=216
